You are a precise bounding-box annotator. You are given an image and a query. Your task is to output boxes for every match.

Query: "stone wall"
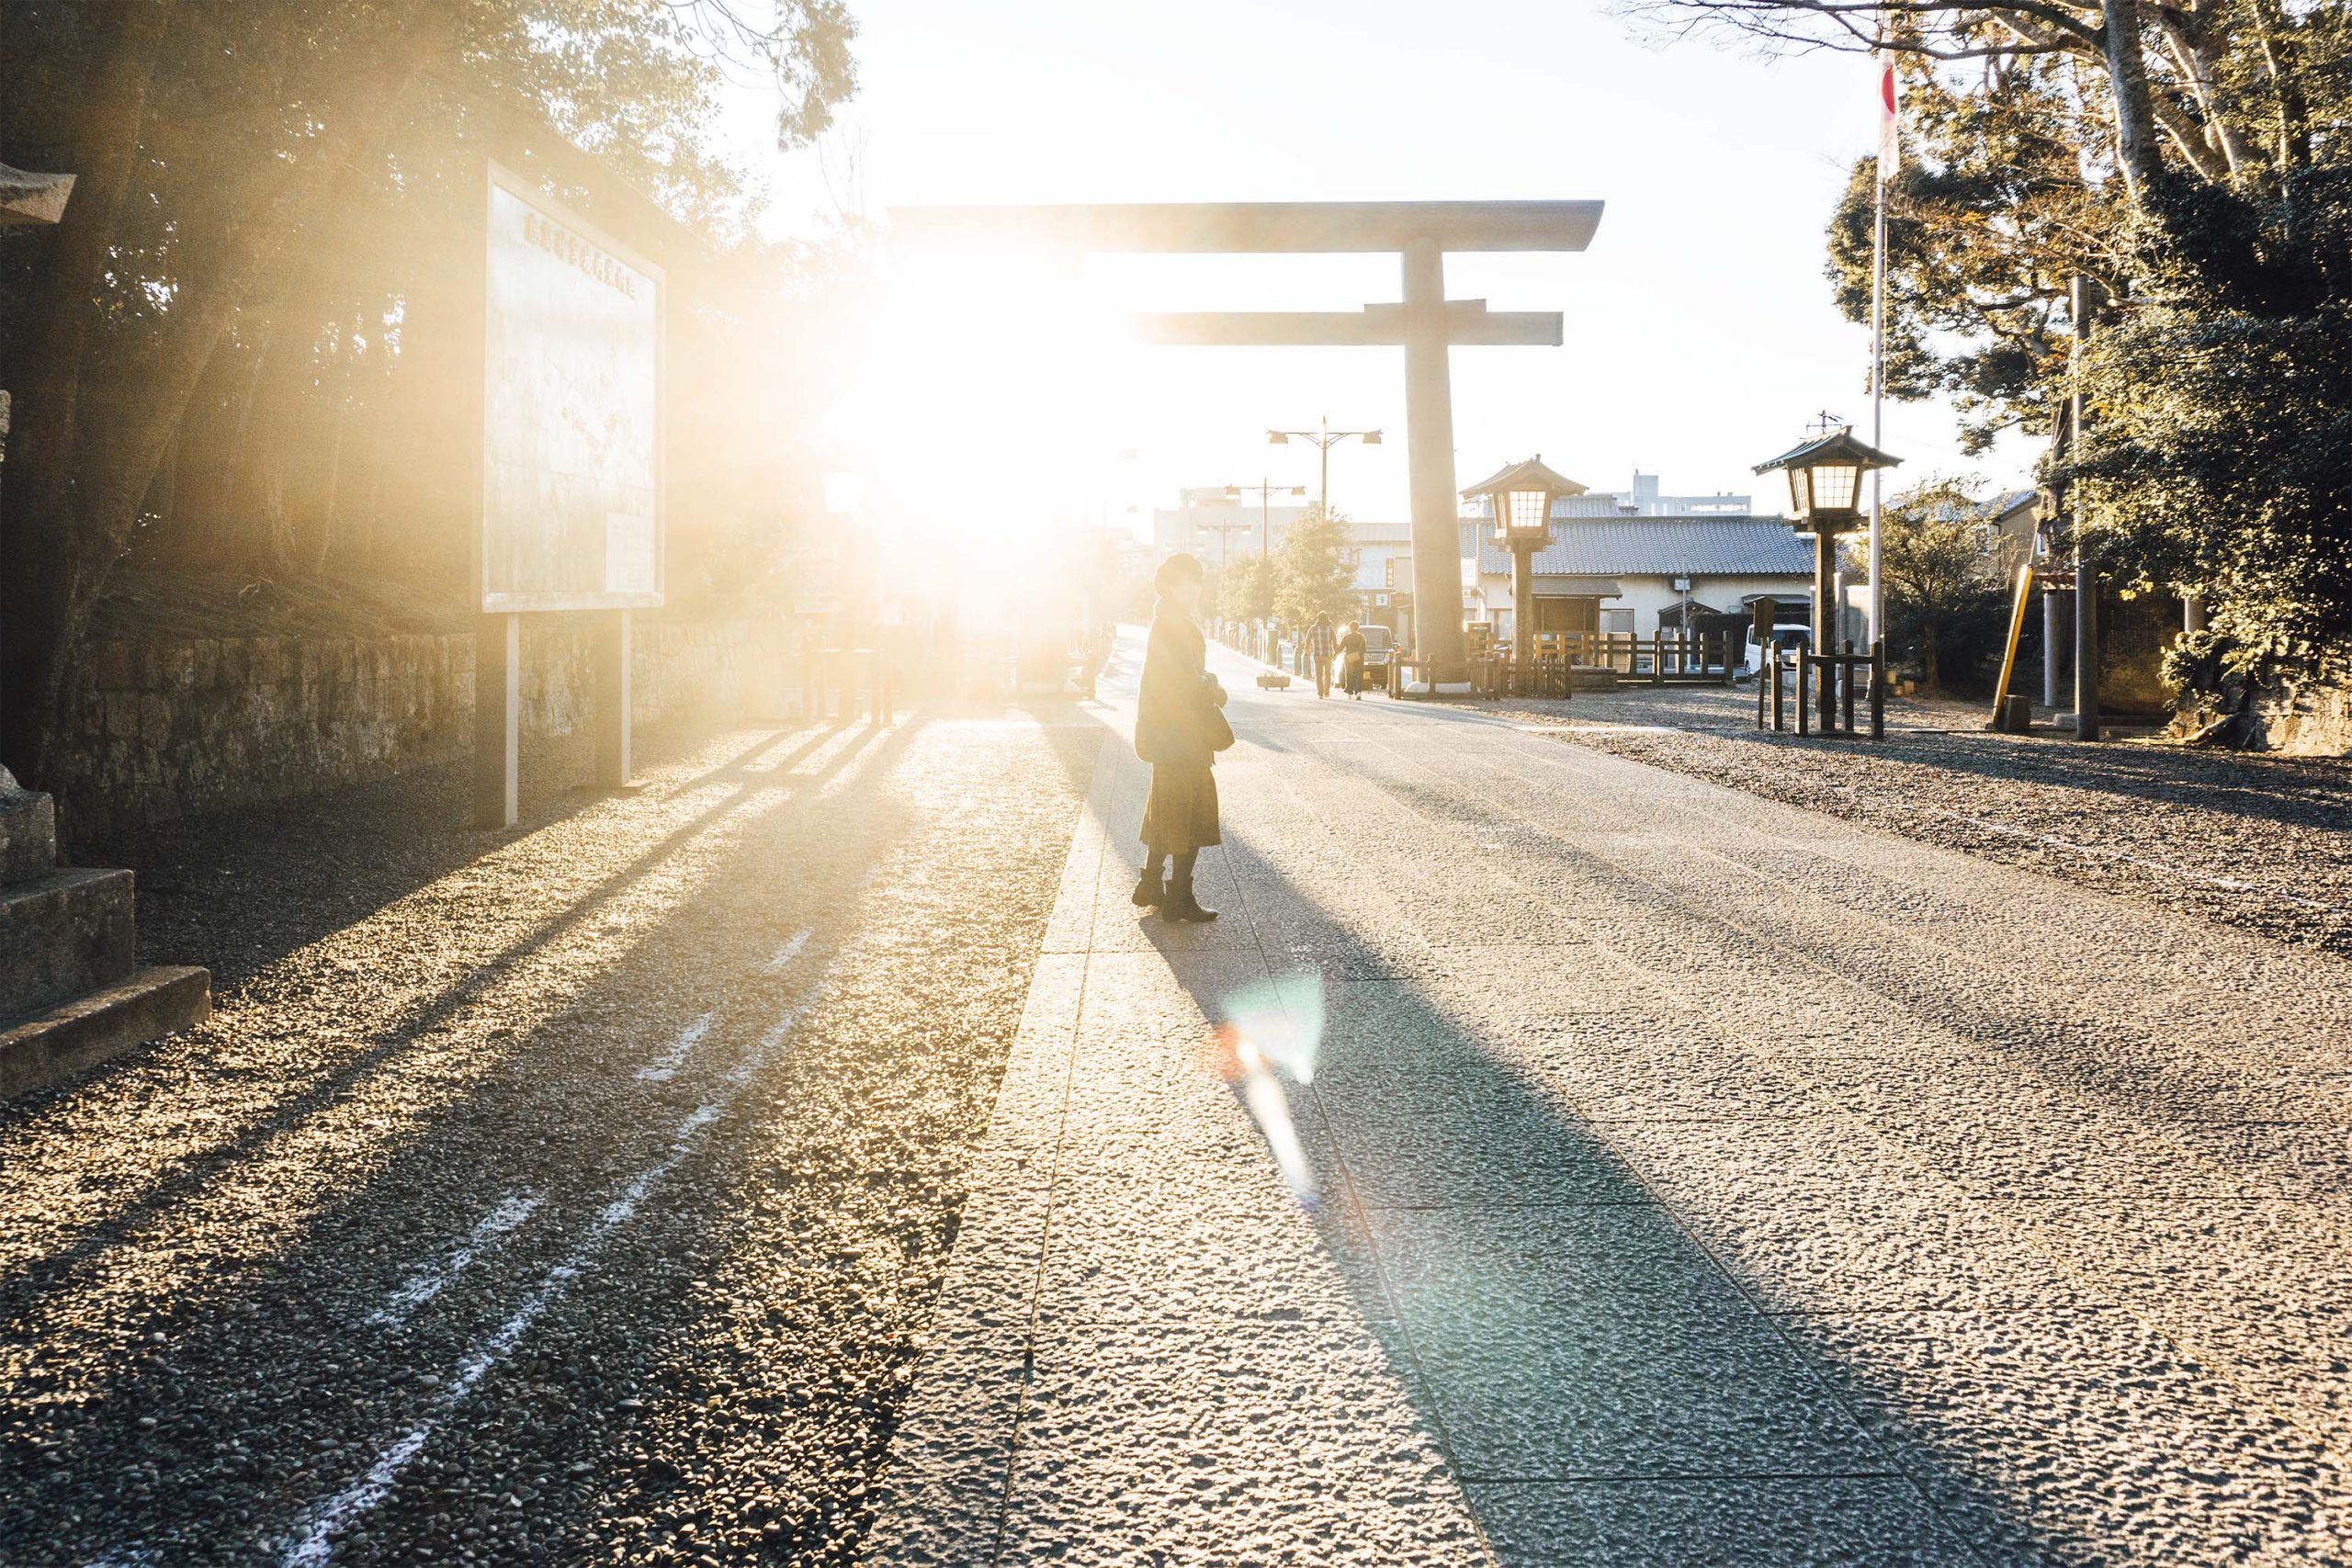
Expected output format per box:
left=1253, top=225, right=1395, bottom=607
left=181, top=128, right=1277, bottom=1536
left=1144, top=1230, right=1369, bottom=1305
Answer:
left=2246, top=680, right=2352, bottom=753
left=51, top=617, right=800, bottom=843
left=2169, top=673, right=2352, bottom=755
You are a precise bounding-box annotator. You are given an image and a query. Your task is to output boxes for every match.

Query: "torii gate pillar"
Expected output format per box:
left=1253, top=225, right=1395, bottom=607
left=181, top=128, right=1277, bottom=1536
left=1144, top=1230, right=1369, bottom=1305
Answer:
left=1399, top=235, right=1459, bottom=672
left=887, top=201, right=1605, bottom=683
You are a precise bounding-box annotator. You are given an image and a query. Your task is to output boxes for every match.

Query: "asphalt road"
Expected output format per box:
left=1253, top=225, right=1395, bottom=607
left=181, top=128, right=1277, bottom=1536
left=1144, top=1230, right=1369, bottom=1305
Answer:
left=870, top=630, right=2352, bottom=1566
left=0, top=703, right=1102, bottom=1566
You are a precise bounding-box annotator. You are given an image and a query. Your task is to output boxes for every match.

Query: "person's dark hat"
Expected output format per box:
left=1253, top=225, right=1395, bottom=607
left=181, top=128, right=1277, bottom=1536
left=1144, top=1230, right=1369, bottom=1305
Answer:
left=1155, top=553, right=1204, bottom=591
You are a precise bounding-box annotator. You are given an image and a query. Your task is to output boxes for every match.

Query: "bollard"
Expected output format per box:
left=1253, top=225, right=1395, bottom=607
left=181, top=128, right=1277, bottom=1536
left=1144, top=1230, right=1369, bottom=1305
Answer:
left=1841, top=638, right=1857, bottom=735
left=1871, top=639, right=1887, bottom=739
left=1815, top=641, right=1836, bottom=733
left=1770, top=653, right=1787, bottom=731
left=1795, top=649, right=1811, bottom=735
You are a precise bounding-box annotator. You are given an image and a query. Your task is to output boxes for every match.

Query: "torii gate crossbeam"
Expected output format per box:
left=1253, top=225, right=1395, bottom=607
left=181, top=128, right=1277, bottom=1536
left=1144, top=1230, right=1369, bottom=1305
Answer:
left=887, top=200, right=1604, bottom=682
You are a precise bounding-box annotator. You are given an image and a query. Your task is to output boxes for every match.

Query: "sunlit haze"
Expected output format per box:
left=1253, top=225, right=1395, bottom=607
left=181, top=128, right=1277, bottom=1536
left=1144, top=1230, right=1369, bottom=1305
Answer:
left=724, top=0, right=2036, bottom=537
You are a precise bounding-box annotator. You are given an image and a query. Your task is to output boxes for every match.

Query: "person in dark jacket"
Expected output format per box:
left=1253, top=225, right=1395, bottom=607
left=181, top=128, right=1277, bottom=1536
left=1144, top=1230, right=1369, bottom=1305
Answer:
left=1338, top=621, right=1367, bottom=698
left=1134, top=554, right=1225, bottom=922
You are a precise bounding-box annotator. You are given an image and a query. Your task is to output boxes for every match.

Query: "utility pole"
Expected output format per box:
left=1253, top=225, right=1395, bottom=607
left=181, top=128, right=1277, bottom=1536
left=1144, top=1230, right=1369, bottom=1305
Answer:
left=2071, top=276, right=2103, bottom=742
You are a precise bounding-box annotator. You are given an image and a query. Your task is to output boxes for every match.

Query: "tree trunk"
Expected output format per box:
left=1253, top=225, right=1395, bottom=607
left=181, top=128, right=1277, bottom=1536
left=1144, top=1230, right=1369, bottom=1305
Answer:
left=230, top=290, right=324, bottom=578
left=1, top=3, right=442, bottom=786
left=2100, top=0, right=2166, bottom=200
left=0, top=0, right=175, bottom=784
left=163, top=323, right=249, bottom=567
left=2158, top=15, right=2249, bottom=176
left=308, top=299, right=373, bottom=577
left=2245, top=0, right=2312, bottom=238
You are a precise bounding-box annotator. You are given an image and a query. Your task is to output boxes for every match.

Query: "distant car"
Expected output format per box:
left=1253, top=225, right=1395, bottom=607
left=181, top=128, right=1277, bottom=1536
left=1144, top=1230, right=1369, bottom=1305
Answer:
left=1358, top=625, right=1395, bottom=685
left=1741, top=624, right=1813, bottom=678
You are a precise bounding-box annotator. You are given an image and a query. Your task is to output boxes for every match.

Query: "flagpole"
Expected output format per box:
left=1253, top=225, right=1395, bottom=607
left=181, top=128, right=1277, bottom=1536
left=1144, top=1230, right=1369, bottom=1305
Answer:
left=1870, top=165, right=1885, bottom=649
left=1869, top=50, right=1892, bottom=654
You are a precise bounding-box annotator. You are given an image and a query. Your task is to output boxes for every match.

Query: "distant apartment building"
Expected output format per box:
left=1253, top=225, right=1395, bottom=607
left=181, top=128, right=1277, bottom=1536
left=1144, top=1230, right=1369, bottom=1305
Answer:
left=1565, top=472, right=1754, bottom=518
left=1152, top=487, right=1309, bottom=565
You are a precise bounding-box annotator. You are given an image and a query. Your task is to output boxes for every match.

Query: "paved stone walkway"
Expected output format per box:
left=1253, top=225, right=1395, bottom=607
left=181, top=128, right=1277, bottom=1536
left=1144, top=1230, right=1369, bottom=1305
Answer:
left=865, top=629, right=2352, bottom=1567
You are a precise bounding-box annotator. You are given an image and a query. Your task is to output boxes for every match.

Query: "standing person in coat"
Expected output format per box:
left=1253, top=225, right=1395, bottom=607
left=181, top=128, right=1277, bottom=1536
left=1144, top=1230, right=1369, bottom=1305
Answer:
left=1338, top=620, right=1367, bottom=699
left=1306, top=612, right=1336, bottom=698
left=1134, top=554, right=1227, bottom=922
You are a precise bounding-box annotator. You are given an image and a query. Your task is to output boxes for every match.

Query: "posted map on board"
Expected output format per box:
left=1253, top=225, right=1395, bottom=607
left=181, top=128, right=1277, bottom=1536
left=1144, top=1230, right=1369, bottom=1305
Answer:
left=481, top=164, right=664, bottom=612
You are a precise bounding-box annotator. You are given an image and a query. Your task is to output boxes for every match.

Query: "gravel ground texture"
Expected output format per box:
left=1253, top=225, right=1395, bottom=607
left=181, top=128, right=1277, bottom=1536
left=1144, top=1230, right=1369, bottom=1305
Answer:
left=0, top=704, right=1101, bottom=1566
left=1474, top=682, right=2352, bottom=953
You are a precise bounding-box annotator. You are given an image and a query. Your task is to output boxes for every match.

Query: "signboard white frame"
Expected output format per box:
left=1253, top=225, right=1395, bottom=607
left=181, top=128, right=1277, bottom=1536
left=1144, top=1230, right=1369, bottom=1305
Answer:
left=479, top=160, right=665, bottom=614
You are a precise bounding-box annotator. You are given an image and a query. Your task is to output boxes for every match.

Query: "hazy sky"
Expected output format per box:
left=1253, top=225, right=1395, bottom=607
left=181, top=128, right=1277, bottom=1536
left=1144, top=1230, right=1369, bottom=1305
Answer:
left=717, top=0, right=2033, bottom=530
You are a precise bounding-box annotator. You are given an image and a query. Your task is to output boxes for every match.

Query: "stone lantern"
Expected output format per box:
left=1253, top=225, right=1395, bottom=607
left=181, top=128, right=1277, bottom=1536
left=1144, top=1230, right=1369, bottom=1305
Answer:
left=1461, top=457, right=1585, bottom=692
left=1754, top=426, right=1900, bottom=720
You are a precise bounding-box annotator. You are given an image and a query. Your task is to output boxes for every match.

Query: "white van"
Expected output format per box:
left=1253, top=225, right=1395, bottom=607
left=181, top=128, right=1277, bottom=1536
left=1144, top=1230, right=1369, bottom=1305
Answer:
left=1741, top=624, right=1813, bottom=678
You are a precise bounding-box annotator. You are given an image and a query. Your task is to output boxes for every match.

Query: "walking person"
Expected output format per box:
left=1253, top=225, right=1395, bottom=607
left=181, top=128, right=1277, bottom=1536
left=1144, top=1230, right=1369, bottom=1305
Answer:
left=1134, top=554, right=1230, bottom=923
left=1338, top=620, right=1367, bottom=700
left=1306, top=612, right=1336, bottom=699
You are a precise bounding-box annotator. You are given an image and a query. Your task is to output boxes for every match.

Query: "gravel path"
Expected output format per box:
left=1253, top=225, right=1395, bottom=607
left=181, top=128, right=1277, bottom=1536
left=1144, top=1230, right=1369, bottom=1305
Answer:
left=1478, top=682, right=2352, bottom=953
left=0, top=704, right=1102, bottom=1566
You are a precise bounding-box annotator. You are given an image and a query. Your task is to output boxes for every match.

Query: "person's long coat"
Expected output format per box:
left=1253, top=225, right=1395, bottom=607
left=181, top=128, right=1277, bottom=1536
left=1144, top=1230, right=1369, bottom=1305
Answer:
left=1339, top=628, right=1366, bottom=694
left=1136, top=600, right=1223, bottom=852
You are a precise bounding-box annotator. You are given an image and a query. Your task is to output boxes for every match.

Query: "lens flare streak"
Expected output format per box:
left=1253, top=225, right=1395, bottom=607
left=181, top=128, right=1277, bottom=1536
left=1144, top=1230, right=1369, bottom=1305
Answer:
left=1207, top=973, right=1327, bottom=1204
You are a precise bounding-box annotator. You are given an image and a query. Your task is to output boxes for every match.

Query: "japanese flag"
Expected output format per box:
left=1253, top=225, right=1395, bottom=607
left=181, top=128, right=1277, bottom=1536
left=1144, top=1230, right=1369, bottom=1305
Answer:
left=1877, top=51, right=1901, bottom=180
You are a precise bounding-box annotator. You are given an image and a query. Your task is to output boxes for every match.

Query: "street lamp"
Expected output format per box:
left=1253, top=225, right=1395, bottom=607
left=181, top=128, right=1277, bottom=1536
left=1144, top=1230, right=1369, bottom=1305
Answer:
left=1460, top=456, right=1584, bottom=693
left=1753, top=423, right=1900, bottom=727
left=1268, top=416, right=1382, bottom=512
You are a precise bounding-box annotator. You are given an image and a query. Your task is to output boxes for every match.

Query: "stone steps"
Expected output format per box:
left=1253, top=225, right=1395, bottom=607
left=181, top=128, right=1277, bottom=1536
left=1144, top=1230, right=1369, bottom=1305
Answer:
left=0, top=964, right=211, bottom=1100
left=0, top=866, right=137, bottom=1021
left=0, top=772, right=209, bottom=1098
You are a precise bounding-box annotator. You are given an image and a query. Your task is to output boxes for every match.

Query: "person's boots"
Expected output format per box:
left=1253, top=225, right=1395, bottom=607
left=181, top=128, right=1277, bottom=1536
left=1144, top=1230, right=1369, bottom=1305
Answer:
left=1131, top=861, right=1166, bottom=908
left=1163, top=855, right=1217, bottom=922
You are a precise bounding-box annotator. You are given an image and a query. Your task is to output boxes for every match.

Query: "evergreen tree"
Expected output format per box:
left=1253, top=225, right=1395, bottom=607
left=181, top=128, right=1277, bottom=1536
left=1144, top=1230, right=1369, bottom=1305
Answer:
left=1635, top=0, right=2352, bottom=695
left=0, top=0, right=859, bottom=787
left=1876, top=477, right=2017, bottom=693
left=1272, top=505, right=1360, bottom=629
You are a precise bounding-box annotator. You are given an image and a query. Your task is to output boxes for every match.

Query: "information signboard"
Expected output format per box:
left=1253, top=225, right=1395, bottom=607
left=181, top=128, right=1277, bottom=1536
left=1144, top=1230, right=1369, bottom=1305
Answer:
left=480, top=162, right=664, bottom=612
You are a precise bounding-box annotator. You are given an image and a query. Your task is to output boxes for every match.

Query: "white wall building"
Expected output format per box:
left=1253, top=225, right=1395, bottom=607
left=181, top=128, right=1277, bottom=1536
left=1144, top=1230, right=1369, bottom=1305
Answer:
left=1566, top=473, right=1753, bottom=518
left=1459, top=473, right=1813, bottom=641
left=1153, top=487, right=1309, bottom=565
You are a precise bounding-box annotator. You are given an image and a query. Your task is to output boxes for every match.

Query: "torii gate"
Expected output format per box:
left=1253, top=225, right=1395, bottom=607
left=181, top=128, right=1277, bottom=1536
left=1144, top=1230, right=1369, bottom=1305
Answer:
left=887, top=201, right=1604, bottom=682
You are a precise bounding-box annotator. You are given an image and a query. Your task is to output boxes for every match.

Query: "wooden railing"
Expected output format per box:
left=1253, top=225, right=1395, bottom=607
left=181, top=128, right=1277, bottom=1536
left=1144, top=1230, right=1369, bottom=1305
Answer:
left=1758, top=638, right=1885, bottom=739
left=1530, top=628, right=1740, bottom=685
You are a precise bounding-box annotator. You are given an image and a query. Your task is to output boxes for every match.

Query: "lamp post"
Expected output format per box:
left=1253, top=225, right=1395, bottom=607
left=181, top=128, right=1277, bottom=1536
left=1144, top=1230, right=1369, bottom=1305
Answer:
left=1753, top=424, right=1901, bottom=729
left=1461, top=457, right=1584, bottom=694
left=1268, top=416, right=1382, bottom=513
